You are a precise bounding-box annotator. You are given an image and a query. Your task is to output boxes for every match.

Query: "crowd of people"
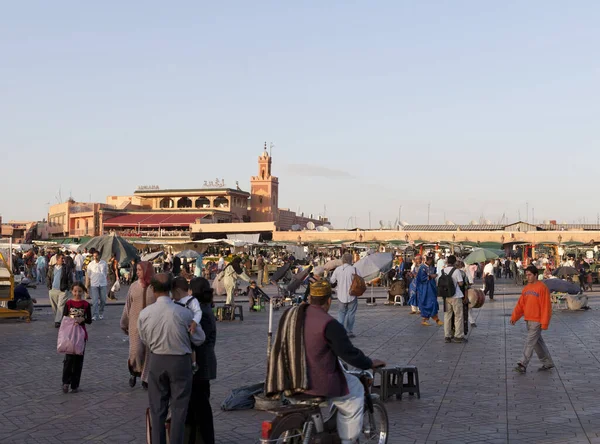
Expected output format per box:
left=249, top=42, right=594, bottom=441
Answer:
left=2, top=242, right=570, bottom=443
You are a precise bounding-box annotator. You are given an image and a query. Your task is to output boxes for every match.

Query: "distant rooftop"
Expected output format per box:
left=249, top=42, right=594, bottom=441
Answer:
left=134, top=187, right=250, bottom=196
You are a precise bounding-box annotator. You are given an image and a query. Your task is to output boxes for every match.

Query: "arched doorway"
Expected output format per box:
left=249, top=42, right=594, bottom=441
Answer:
left=214, top=197, right=229, bottom=208
left=159, top=197, right=174, bottom=208
left=195, top=197, right=210, bottom=208
left=177, top=197, right=192, bottom=208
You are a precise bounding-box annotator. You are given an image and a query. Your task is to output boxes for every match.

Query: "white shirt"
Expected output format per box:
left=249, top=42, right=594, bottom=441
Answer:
left=87, top=259, right=108, bottom=287
left=436, top=259, right=447, bottom=274
left=483, top=263, right=494, bottom=277
left=74, top=254, right=85, bottom=272
left=442, top=266, right=464, bottom=299
left=329, top=263, right=361, bottom=303
left=179, top=295, right=202, bottom=325
left=217, top=258, right=225, bottom=270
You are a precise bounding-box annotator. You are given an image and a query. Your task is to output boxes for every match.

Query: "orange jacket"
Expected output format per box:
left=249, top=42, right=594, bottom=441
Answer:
left=511, top=281, right=552, bottom=329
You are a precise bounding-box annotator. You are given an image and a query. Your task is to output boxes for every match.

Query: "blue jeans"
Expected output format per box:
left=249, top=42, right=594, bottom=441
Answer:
left=90, top=286, right=107, bottom=319
left=337, top=298, right=358, bottom=334
left=75, top=270, right=84, bottom=282
left=37, top=267, right=46, bottom=284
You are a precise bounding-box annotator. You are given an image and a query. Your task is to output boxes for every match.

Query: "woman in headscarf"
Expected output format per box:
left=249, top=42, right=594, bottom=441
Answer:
left=185, top=277, right=217, bottom=444
left=120, top=261, right=156, bottom=388
left=222, top=256, right=251, bottom=305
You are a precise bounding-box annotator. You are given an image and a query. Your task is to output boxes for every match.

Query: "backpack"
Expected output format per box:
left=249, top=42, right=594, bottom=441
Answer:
left=349, top=266, right=367, bottom=296
left=438, top=267, right=457, bottom=298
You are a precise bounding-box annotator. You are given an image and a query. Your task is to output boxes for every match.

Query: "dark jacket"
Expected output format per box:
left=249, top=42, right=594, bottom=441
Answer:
left=46, top=264, right=74, bottom=292
left=195, top=303, right=217, bottom=380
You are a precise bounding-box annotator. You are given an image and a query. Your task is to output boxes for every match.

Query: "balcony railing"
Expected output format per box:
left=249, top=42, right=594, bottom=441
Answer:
left=70, top=229, right=94, bottom=236
left=104, top=229, right=191, bottom=238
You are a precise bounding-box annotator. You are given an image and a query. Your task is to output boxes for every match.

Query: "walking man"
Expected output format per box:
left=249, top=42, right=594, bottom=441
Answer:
left=511, top=265, right=554, bottom=373
left=483, top=259, right=495, bottom=300
left=256, top=254, right=265, bottom=286
left=74, top=250, right=85, bottom=282
left=36, top=253, right=47, bottom=285
left=138, top=273, right=205, bottom=444
left=47, top=253, right=73, bottom=328
left=329, top=252, right=360, bottom=338
left=441, top=255, right=467, bottom=343
left=86, top=249, right=108, bottom=321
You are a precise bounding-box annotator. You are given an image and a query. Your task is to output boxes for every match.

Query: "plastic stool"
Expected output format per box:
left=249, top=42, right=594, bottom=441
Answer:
left=233, top=305, right=244, bottom=321
left=398, top=365, right=420, bottom=399
left=373, top=367, right=404, bottom=401
left=393, top=295, right=403, bottom=306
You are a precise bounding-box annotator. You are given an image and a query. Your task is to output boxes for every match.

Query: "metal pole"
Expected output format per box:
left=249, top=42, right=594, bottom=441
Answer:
left=427, top=202, right=431, bottom=225
left=8, top=237, right=12, bottom=271
left=267, top=299, right=273, bottom=358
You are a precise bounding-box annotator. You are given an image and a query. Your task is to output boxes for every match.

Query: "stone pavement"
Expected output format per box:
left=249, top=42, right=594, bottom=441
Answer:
left=1, top=280, right=600, bottom=443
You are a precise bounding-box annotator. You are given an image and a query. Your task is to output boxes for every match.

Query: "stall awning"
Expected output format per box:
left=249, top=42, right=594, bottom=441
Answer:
left=103, top=213, right=207, bottom=228
left=226, top=234, right=260, bottom=244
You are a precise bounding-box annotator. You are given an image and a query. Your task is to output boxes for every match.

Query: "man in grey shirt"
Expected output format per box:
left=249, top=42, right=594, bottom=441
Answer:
left=138, top=273, right=205, bottom=444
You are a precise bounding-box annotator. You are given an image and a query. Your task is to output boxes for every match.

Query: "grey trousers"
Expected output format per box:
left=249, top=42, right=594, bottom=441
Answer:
left=520, top=321, right=554, bottom=368
left=148, top=353, right=193, bottom=444
left=49, top=289, right=69, bottom=323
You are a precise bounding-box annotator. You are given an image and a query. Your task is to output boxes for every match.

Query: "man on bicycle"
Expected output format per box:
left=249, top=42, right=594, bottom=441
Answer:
left=297, top=280, right=385, bottom=444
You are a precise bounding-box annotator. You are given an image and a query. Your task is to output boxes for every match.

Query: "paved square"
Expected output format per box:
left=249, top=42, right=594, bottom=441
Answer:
left=1, top=280, right=599, bottom=443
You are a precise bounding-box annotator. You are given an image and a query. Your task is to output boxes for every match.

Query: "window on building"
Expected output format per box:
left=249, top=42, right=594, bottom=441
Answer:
left=214, top=197, right=229, bottom=208
left=177, top=197, right=192, bottom=208
left=195, top=197, right=210, bottom=208
left=160, top=197, right=174, bottom=208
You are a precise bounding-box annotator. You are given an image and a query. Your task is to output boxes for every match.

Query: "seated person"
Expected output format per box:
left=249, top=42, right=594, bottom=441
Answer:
left=247, top=281, right=262, bottom=311
left=267, top=280, right=385, bottom=444
left=8, top=279, right=37, bottom=318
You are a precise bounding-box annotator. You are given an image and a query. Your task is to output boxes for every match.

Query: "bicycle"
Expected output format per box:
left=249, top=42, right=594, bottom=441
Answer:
left=259, top=368, right=388, bottom=443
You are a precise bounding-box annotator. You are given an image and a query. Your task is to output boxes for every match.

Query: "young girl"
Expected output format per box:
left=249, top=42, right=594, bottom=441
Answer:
left=62, top=282, right=92, bottom=393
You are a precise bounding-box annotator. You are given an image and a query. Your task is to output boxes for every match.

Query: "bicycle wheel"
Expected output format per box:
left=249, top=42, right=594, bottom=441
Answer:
left=362, top=397, right=388, bottom=443
left=268, top=412, right=308, bottom=443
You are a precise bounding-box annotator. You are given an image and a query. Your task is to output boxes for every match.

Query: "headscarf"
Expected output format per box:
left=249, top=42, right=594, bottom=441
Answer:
left=138, top=261, right=155, bottom=288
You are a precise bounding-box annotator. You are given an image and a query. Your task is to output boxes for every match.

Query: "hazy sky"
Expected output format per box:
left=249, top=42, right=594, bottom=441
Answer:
left=2, top=1, right=599, bottom=228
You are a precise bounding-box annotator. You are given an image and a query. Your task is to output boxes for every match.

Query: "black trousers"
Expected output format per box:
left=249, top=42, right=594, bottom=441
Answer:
left=186, top=378, right=214, bottom=444
left=63, top=353, right=85, bottom=389
left=484, top=275, right=495, bottom=299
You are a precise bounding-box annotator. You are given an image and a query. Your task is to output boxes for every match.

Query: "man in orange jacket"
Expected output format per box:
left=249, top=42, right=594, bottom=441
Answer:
left=510, top=265, right=554, bottom=373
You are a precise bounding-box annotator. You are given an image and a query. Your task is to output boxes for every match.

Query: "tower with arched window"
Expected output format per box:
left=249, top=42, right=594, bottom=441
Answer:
left=250, top=143, right=279, bottom=222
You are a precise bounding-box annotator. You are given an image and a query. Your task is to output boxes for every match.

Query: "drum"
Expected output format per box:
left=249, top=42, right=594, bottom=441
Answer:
left=388, top=280, right=405, bottom=297
left=468, top=288, right=485, bottom=309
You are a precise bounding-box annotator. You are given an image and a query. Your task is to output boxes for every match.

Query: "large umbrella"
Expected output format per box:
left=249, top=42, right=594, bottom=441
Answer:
left=324, top=258, right=343, bottom=271
left=354, top=252, right=394, bottom=282
left=79, top=233, right=139, bottom=266
left=544, top=278, right=581, bottom=295
left=463, top=248, right=499, bottom=265
left=552, top=266, right=579, bottom=278
left=271, top=263, right=291, bottom=282
left=176, top=249, right=200, bottom=259
left=287, top=267, right=311, bottom=294
left=141, top=251, right=164, bottom=262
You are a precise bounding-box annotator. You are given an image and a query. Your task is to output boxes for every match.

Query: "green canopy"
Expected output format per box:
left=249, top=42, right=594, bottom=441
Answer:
left=463, top=248, right=500, bottom=265
left=79, top=233, right=139, bottom=266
